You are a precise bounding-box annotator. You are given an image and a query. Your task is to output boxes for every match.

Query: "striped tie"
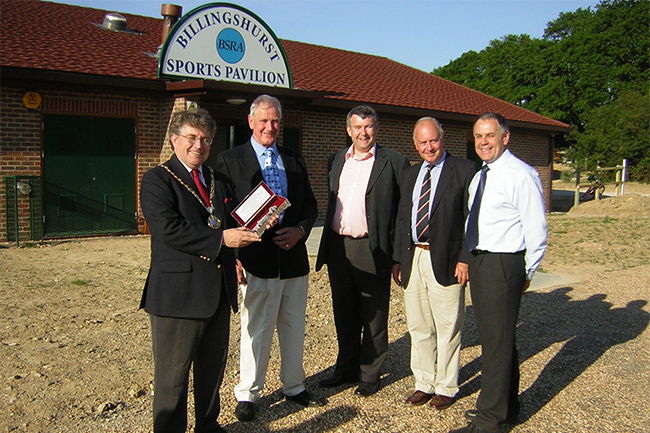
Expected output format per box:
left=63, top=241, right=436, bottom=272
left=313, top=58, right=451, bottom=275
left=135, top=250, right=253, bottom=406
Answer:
left=415, top=164, right=432, bottom=242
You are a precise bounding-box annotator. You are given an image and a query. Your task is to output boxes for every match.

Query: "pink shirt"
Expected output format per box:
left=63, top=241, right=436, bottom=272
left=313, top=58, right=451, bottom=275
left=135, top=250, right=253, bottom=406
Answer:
left=332, top=144, right=376, bottom=237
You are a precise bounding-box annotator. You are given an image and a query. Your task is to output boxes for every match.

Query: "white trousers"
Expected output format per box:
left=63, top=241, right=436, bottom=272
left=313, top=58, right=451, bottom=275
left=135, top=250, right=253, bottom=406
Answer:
left=404, top=247, right=465, bottom=397
left=234, top=273, right=308, bottom=402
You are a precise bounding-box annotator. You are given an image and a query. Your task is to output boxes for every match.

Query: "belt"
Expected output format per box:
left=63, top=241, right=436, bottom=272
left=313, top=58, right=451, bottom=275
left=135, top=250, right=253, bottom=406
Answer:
left=414, top=243, right=430, bottom=251
left=334, top=230, right=368, bottom=240
left=471, top=249, right=525, bottom=256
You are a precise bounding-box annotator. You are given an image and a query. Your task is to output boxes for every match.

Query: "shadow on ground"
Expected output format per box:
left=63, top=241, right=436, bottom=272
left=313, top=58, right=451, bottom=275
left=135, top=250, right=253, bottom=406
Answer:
left=457, top=286, right=649, bottom=423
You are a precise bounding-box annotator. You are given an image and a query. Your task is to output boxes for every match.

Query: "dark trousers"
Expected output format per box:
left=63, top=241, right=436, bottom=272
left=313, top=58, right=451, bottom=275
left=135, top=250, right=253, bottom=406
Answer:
left=469, top=251, right=525, bottom=432
left=326, top=232, right=390, bottom=383
left=150, top=295, right=230, bottom=433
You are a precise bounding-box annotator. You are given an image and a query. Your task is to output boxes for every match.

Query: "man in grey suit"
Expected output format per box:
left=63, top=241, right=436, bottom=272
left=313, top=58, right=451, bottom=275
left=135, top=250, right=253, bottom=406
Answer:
left=140, top=109, right=263, bottom=433
left=392, top=117, right=476, bottom=411
left=316, top=105, right=410, bottom=396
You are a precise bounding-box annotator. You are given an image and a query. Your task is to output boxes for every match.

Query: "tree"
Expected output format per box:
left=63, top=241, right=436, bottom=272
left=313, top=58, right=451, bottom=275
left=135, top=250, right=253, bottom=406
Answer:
left=572, top=89, right=650, bottom=181
left=433, top=0, right=650, bottom=179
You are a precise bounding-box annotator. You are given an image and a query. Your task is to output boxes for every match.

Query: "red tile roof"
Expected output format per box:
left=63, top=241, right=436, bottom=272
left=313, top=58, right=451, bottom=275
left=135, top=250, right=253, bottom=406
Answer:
left=1, top=0, right=568, bottom=129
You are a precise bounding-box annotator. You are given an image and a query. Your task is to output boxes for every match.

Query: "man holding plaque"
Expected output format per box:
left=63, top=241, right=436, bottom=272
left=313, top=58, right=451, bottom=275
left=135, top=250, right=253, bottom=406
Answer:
left=140, top=109, right=264, bottom=433
left=215, top=94, right=323, bottom=422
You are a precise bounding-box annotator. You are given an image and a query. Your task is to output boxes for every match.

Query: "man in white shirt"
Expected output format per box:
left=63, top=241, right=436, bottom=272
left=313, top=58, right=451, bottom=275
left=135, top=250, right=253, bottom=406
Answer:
left=450, top=112, right=547, bottom=433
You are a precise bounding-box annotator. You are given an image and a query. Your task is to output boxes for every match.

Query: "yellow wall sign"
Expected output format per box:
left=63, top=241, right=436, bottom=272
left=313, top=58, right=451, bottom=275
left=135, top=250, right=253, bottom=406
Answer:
left=23, top=92, right=42, bottom=109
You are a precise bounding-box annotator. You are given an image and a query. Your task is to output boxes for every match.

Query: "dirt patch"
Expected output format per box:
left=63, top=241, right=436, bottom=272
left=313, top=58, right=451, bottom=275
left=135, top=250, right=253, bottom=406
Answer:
left=567, top=193, right=650, bottom=217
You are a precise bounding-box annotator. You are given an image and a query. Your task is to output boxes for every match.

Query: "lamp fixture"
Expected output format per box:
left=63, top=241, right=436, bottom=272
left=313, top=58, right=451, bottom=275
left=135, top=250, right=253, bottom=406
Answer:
left=226, top=98, right=246, bottom=105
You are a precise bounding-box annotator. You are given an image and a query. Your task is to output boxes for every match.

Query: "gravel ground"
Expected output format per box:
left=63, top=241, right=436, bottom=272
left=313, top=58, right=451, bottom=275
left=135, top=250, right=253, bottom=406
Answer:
left=1, top=189, right=649, bottom=432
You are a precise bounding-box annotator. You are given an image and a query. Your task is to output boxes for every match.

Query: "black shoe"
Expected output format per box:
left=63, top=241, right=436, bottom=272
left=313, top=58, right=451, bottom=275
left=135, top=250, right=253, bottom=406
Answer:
left=285, top=390, right=328, bottom=407
left=464, top=409, right=477, bottom=422
left=354, top=381, right=379, bottom=397
left=449, top=424, right=486, bottom=433
left=465, top=409, right=518, bottom=425
left=319, top=372, right=359, bottom=388
left=235, top=401, right=254, bottom=422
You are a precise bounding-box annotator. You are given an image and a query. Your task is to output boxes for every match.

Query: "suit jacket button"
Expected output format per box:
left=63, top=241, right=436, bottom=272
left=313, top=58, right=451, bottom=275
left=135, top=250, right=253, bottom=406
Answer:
left=217, top=264, right=221, bottom=269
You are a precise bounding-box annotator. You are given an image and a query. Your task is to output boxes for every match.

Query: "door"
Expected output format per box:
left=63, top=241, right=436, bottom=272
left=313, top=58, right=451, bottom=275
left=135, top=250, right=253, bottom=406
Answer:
left=43, top=114, right=137, bottom=236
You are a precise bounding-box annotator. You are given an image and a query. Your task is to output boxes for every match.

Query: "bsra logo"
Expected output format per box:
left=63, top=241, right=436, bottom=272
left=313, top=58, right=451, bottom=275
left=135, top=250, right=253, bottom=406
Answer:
left=216, top=28, right=245, bottom=64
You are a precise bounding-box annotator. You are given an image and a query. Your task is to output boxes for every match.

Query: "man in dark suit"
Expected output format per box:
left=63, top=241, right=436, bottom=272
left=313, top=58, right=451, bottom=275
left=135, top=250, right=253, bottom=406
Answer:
left=140, top=109, right=264, bottom=433
left=316, top=105, right=410, bottom=396
left=392, top=117, right=476, bottom=410
left=215, top=95, right=324, bottom=422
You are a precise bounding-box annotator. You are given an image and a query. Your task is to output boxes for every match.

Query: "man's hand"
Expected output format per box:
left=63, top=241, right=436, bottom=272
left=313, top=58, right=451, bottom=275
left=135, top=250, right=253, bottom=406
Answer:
left=273, top=226, right=302, bottom=251
left=522, top=279, right=531, bottom=293
left=455, top=262, right=469, bottom=287
left=265, top=214, right=280, bottom=230
left=223, top=227, right=261, bottom=248
left=236, top=259, right=247, bottom=285
left=391, top=264, right=402, bottom=286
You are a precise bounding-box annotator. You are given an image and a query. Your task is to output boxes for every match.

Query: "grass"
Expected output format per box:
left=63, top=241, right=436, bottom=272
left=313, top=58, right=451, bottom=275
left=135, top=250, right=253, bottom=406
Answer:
left=544, top=215, right=650, bottom=275
left=70, top=279, right=89, bottom=286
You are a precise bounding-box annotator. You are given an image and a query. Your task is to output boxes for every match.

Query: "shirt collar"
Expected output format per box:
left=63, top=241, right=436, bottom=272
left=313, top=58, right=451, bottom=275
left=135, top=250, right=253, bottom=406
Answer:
left=250, top=136, right=278, bottom=157
left=486, top=148, right=512, bottom=170
left=429, top=151, right=447, bottom=169
left=345, top=143, right=377, bottom=161
left=177, top=156, right=201, bottom=175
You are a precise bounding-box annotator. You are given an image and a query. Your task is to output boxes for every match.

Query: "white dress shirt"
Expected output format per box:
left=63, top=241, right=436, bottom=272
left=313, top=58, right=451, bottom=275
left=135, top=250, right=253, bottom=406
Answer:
left=467, top=149, right=547, bottom=280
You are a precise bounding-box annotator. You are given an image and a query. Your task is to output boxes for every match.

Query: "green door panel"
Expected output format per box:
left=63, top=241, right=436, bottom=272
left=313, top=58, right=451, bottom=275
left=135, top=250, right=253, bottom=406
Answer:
left=43, top=114, right=137, bottom=236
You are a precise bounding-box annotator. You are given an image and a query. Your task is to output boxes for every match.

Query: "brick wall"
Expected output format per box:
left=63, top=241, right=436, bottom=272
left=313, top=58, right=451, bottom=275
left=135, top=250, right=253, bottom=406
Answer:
left=300, top=111, right=552, bottom=221
left=0, top=86, right=553, bottom=242
left=0, top=85, right=175, bottom=242
left=1, top=87, right=44, bottom=242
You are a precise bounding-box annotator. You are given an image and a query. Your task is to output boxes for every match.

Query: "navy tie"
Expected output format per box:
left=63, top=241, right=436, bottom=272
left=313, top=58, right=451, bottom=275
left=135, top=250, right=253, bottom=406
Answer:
left=465, top=165, right=489, bottom=252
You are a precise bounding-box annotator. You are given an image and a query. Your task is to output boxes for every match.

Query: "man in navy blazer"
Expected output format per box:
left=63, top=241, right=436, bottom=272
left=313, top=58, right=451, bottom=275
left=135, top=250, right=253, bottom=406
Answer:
left=316, top=105, right=410, bottom=396
left=392, top=117, right=476, bottom=410
left=215, top=95, right=323, bottom=422
left=140, top=109, right=263, bottom=433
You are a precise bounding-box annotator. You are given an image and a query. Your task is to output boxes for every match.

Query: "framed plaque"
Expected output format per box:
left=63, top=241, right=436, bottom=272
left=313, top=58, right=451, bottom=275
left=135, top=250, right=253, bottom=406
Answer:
left=231, top=181, right=290, bottom=235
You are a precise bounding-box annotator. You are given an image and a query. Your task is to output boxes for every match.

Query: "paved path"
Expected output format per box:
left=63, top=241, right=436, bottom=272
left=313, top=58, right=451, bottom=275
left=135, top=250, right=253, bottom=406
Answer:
left=305, top=225, right=579, bottom=291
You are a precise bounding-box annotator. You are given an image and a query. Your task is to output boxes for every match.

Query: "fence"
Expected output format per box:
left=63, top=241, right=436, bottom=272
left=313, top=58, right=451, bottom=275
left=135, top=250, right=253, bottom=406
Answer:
left=574, top=159, right=628, bottom=207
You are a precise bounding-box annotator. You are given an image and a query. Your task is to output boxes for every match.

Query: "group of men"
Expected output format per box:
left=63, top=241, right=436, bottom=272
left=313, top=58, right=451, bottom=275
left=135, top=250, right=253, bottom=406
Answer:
left=139, top=94, right=548, bottom=433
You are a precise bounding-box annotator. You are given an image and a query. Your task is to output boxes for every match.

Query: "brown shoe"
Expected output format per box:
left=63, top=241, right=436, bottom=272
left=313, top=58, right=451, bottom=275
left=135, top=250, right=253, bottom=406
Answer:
left=405, top=390, right=433, bottom=406
left=429, top=394, right=453, bottom=410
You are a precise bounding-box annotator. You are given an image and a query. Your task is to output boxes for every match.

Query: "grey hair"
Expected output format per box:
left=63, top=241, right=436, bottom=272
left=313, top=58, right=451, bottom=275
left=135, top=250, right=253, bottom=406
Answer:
left=250, top=94, right=282, bottom=119
left=413, top=117, right=444, bottom=140
left=169, top=108, right=217, bottom=138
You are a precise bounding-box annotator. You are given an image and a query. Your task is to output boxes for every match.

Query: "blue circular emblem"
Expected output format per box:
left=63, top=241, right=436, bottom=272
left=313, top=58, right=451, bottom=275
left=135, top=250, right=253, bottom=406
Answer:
left=216, top=28, right=245, bottom=64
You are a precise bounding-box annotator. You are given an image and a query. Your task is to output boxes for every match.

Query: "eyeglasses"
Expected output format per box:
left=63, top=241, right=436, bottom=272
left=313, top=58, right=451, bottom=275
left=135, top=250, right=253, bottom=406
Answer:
left=177, top=134, right=212, bottom=146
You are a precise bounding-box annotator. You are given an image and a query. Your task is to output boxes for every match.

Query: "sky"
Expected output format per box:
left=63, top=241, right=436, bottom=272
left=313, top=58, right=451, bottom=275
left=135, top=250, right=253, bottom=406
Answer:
left=51, top=0, right=601, bottom=72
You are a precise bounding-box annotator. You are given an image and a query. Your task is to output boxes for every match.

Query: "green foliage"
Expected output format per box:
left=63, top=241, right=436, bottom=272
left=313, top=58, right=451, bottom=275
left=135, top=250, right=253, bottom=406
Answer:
left=572, top=89, right=650, bottom=180
left=433, top=0, right=650, bottom=179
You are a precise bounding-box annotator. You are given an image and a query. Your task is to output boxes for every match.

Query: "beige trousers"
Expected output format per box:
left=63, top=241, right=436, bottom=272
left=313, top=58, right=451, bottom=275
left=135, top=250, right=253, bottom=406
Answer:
left=234, top=273, right=308, bottom=402
left=404, top=247, right=465, bottom=397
